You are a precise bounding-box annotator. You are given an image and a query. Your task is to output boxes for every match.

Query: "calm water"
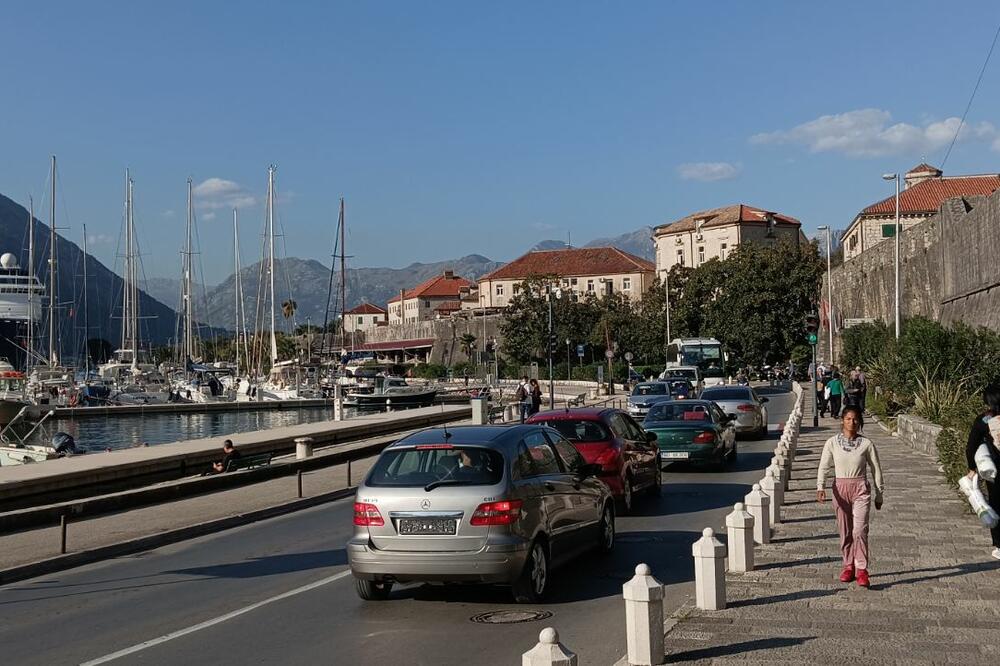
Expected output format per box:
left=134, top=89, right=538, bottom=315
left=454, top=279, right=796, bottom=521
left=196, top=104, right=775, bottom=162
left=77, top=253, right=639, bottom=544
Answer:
left=24, top=406, right=359, bottom=451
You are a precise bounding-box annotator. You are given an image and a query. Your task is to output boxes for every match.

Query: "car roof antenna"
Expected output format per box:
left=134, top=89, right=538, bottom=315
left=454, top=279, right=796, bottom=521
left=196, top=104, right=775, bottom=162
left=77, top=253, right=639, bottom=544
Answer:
left=443, top=423, right=452, bottom=440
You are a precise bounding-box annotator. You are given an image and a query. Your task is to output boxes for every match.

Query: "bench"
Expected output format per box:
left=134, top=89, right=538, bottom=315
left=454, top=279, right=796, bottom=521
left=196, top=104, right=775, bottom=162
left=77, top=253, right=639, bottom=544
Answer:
left=225, top=452, right=275, bottom=473
left=567, top=393, right=588, bottom=407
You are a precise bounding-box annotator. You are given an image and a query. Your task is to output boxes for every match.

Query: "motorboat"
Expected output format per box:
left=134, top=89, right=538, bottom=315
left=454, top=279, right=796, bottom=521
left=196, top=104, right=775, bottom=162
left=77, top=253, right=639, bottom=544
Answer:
left=346, top=377, right=437, bottom=409
left=0, top=360, right=30, bottom=426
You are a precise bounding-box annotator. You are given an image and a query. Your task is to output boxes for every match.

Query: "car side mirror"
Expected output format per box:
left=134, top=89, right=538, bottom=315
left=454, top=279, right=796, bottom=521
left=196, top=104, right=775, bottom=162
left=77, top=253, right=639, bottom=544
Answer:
left=727, top=413, right=738, bottom=422
left=645, top=431, right=657, bottom=443
left=760, top=397, right=769, bottom=403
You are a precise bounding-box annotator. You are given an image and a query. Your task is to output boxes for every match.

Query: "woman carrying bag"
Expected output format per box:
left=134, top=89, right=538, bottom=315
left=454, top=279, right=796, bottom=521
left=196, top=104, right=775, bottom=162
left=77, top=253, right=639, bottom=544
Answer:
left=965, top=384, right=1000, bottom=560
left=817, top=406, right=884, bottom=588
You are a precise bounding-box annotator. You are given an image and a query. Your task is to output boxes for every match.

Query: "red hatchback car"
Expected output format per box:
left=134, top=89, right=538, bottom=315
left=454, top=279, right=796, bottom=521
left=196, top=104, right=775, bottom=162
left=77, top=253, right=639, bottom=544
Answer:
left=526, top=407, right=661, bottom=514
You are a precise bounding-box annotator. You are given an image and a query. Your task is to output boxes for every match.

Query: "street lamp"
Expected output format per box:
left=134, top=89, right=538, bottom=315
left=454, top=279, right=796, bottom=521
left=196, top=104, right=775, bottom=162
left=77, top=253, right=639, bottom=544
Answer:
left=662, top=269, right=672, bottom=363
left=565, top=338, right=571, bottom=381
left=547, top=287, right=562, bottom=409
left=817, top=225, right=834, bottom=363
left=882, top=173, right=901, bottom=338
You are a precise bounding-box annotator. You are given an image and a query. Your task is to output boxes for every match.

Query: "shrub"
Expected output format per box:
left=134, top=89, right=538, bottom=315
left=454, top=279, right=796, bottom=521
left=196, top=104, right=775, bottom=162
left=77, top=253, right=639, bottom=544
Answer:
left=935, top=393, right=984, bottom=487
left=411, top=363, right=447, bottom=380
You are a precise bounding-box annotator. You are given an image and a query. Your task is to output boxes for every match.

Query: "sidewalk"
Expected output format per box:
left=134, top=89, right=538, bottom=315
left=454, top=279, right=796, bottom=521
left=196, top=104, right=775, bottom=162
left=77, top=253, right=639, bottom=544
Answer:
left=660, top=405, right=1000, bottom=664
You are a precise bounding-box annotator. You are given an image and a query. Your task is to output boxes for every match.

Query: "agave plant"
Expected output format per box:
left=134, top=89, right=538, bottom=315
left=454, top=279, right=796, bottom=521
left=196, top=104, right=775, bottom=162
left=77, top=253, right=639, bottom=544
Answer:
left=912, top=362, right=973, bottom=423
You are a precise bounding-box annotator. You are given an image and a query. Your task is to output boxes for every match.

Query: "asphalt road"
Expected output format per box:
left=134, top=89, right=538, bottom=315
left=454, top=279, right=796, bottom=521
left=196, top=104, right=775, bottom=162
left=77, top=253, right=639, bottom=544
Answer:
left=0, top=386, right=795, bottom=666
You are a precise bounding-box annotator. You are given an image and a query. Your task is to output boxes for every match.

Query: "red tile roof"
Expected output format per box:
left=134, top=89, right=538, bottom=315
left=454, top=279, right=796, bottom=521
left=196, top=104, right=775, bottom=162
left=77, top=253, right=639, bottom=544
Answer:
left=906, top=163, right=941, bottom=176
left=387, top=272, right=474, bottom=303
left=860, top=175, right=1000, bottom=216
left=345, top=302, right=386, bottom=315
left=481, top=247, right=654, bottom=281
left=357, top=338, right=435, bottom=352
left=654, top=204, right=801, bottom=235
left=433, top=301, right=462, bottom=313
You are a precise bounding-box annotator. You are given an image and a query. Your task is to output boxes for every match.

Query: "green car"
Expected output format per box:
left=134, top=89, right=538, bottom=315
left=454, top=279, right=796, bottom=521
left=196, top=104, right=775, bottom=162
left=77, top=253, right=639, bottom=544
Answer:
left=642, top=399, right=738, bottom=469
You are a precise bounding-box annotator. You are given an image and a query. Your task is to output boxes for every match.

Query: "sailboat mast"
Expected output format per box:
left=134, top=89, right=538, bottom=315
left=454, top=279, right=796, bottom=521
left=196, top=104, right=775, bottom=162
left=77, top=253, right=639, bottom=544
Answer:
left=27, top=197, right=34, bottom=372
left=184, top=178, right=195, bottom=366
left=233, top=208, right=249, bottom=376
left=267, top=166, right=278, bottom=365
left=48, top=155, right=57, bottom=366
left=129, top=177, right=139, bottom=370
left=82, top=224, right=90, bottom=376
left=339, top=197, right=346, bottom=350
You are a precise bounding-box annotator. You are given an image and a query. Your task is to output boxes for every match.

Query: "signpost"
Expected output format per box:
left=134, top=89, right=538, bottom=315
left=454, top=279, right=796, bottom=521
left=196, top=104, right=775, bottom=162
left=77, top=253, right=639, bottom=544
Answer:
left=605, top=349, right=615, bottom=396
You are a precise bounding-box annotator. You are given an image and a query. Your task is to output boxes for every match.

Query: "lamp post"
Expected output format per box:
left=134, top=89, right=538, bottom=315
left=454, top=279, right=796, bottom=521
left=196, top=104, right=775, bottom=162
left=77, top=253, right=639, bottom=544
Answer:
left=566, top=338, right=571, bottom=381
left=882, top=173, right=901, bottom=338
left=817, top=225, right=834, bottom=363
left=547, top=289, right=562, bottom=409
left=662, top=269, right=672, bottom=363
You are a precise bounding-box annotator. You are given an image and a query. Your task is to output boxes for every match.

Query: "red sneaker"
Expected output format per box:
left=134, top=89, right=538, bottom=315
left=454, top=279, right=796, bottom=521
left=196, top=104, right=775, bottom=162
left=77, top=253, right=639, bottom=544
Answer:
left=839, top=566, right=855, bottom=583
left=856, top=569, right=870, bottom=588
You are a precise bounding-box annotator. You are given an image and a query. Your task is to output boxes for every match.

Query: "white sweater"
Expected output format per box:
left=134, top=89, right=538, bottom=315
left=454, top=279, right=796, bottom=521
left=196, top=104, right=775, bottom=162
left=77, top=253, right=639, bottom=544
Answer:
left=816, top=434, right=885, bottom=493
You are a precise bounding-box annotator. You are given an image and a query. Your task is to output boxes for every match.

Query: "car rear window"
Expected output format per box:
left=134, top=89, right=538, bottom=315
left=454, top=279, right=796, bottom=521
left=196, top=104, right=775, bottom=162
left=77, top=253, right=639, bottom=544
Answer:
left=645, top=403, right=712, bottom=423
left=663, top=370, right=696, bottom=381
left=366, top=445, right=504, bottom=487
left=632, top=383, right=667, bottom=396
left=702, top=388, right=751, bottom=401
left=534, top=419, right=611, bottom=442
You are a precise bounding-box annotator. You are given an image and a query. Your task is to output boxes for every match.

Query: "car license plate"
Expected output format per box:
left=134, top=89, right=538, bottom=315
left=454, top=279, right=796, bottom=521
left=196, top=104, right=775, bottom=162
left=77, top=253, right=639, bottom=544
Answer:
left=661, top=452, right=689, bottom=460
left=398, top=518, right=457, bottom=535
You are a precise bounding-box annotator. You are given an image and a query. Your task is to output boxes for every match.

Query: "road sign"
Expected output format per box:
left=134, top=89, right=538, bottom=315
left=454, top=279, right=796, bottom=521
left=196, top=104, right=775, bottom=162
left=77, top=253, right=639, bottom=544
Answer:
left=624, top=352, right=634, bottom=362
left=576, top=344, right=585, bottom=358
left=605, top=349, right=615, bottom=359
left=808, top=333, right=818, bottom=345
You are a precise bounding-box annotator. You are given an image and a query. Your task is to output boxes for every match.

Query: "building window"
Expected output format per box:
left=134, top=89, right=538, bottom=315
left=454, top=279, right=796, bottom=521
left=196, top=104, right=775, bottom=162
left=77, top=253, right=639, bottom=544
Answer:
left=848, top=235, right=858, bottom=251
left=357, top=317, right=363, bottom=325
left=587, top=279, right=595, bottom=292
left=562, top=278, right=569, bottom=287
left=623, top=277, right=632, bottom=291
left=676, top=249, right=685, bottom=267
left=496, top=284, right=505, bottom=296
left=720, top=243, right=727, bottom=260
left=570, top=277, right=578, bottom=286
left=512, top=284, right=520, bottom=295
left=698, top=246, right=705, bottom=264
left=881, top=224, right=896, bottom=238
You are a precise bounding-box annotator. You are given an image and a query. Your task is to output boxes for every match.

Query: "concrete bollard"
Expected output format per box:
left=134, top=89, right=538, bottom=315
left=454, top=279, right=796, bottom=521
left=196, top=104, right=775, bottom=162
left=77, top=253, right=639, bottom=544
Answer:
left=725, top=502, right=754, bottom=573
left=470, top=397, right=488, bottom=425
left=760, top=472, right=782, bottom=525
left=522, top=627, right=577, bottom=666
left=622, top=563, right=665, bottom=665
left=385, top=398, right=393, bottom=412
left=333, top=384, right=344, bottom=421
left=744, top=483, right=771, bottom=544
left=692, top=528, right=727, bottom=611
left=295, top=437, right=314, bottom=460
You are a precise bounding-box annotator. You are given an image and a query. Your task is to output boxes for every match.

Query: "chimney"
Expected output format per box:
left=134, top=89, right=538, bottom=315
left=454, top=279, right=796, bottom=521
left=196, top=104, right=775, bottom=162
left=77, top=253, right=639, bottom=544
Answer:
left=904, top=163, right=942, bottom=189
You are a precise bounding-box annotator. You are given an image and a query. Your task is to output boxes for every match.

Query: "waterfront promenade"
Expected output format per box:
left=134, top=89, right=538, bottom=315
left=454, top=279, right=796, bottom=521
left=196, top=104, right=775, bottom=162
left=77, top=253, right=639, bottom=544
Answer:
left=652, top=403, right=1000, bottom=665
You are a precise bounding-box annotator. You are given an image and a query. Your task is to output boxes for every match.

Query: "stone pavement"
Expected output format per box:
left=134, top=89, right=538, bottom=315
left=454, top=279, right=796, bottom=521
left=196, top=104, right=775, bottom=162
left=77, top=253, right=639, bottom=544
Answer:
left=660, top=403, right=1000, bottom=665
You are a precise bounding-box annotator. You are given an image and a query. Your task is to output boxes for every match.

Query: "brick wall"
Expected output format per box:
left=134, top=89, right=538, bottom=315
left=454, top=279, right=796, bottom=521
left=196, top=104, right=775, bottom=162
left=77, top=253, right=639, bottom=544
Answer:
left=894, top=413, right=944, bottom=457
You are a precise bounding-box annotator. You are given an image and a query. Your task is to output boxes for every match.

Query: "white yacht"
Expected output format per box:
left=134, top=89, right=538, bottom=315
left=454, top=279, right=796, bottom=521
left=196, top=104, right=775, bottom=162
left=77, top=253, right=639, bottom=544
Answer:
left=0, top=252, right=44, bottom=374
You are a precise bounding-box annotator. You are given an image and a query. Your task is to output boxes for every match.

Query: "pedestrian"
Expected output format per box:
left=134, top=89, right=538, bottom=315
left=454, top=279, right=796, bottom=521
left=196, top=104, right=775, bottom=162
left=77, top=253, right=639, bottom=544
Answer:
left=815, top=374, right=828, bottom=418
left=856, top=366, right=868, bottom=411
left=845, top=368, right=863, bottom=409
left=965, top=384, right=1000, bottom=560
left=827, top=372, right=844, bottom=418
left=817, top=406, right=884, bottom=588
left=205, top=439, right=241, bottom=475
left=515, top=376, right=530, bottom=423
left=528, top=378, right=542, bottom=416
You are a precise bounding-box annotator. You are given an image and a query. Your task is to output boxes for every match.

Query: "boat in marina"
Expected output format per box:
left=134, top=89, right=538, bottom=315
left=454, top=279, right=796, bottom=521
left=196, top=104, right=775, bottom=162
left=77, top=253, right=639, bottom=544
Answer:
left=0, top=359, right=30, bottom=426
left=346, top=377, right=437, bottom=409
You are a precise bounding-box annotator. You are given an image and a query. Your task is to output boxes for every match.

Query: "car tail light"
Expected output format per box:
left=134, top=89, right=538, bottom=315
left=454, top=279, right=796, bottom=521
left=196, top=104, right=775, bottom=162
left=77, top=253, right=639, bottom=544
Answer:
left=737, top=404, right=755, bottom=412
left=693, top=431, right=715, bottom=445
left=592, top=445, right=621, bottom=471
left=353, top=502, right=384, bottom=526
left=470, top=499, right=524, bottom=526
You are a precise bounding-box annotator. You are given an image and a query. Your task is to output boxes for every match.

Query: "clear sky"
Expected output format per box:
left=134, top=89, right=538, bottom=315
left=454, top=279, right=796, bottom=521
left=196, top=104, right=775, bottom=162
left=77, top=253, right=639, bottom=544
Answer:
left=3, top=1, right=1000, bottom=283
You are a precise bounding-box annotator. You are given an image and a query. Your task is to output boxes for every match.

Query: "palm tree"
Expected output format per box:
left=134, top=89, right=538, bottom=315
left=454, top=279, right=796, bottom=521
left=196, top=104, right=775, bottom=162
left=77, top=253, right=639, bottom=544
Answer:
left=459, top=333, right=478, bottom=363
left=281, top=299, right=297, bottom=320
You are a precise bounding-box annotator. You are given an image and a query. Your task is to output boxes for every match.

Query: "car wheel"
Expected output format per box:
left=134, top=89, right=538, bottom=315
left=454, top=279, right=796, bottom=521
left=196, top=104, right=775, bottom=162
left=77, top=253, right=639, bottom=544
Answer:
left=512, top=540, right=549, bottom=603
left=597, top=504, right=615, bottom=554
left=620, top=475, right=635, bottom=515
left=355, top=578, right=393, bottom=601
left=727, top=439, right=738, bottom=462
left=648, top=464, right=662, bottom=496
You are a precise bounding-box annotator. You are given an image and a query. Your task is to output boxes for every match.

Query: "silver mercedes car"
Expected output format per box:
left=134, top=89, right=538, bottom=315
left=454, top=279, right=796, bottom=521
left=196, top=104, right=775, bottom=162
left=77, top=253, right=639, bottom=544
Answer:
left=347, top=424, right=615, bottom=603
left=699, top=385, right=769, bottom=438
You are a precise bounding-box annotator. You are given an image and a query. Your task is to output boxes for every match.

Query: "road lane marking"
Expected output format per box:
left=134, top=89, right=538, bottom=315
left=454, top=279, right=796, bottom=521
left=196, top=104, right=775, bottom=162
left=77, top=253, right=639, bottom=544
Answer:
left=80, top=569, right=353, bottom=665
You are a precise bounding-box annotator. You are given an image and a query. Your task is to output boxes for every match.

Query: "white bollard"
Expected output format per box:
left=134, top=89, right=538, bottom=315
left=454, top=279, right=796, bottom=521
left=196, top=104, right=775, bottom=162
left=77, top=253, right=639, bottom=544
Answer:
left=295, top=436, right=314, bottom=460
left=522, top=628, right=577, bottom=666
left=333, top=384, right=344, bottom=421
left=622, top=563, right=665, bottom=665
left=470, top=397, right=488, bottom=425
left=760, top=472, right=782, bottom=525
left=726, top=502, right=754, bottom=573
left=744, top=483, right=771, bottom=544
left=692, top=528, right=727, bottom=611
left=385, top=398, right=393, bottom=412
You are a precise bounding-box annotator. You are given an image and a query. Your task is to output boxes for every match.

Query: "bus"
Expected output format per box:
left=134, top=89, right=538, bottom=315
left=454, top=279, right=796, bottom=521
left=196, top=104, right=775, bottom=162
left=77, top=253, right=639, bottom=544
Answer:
left=664, top=338, right=728, bottom=384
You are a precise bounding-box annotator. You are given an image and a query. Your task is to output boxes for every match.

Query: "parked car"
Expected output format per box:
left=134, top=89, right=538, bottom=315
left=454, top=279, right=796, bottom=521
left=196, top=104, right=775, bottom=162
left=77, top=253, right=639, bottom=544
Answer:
left=527, top=407, right=660, bottom=514
left=658, top=366, right=703, bottom=396
left=348, top=424, right=615, bottom=603
left=642, top=399, right=737, bottom=469
left=699, top=385, right=769, bottom=439
left=626, top=382, right=670, bottom=418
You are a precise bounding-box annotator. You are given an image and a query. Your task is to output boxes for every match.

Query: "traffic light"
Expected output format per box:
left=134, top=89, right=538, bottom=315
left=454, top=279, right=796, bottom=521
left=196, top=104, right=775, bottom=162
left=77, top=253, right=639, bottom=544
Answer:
left=805, top=313, right=819, bottom=346
left=548, top=333, right=558, bottom=354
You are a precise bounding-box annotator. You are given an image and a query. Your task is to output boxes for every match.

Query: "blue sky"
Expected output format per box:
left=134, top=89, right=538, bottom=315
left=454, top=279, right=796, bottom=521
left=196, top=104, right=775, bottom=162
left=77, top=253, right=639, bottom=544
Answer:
left=3, top=1, right=1000, bottom=283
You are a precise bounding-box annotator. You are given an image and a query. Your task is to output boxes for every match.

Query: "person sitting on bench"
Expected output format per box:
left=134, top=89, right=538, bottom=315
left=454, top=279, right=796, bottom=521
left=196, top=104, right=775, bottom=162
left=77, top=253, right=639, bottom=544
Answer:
left=208, top=439, right=241, bottom=475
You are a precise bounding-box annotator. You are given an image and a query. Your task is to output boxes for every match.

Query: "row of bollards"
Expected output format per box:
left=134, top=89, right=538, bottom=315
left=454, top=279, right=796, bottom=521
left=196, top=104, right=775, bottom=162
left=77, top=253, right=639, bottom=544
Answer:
left=521, top=383, right=807, bottom=665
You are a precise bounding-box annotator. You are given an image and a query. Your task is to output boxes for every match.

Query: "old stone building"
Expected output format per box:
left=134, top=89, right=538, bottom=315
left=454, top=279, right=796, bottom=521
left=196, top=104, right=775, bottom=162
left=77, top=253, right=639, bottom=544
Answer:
left=841, top=163, right=1000, bottom=260
left=342, top=302, right=387, bottom=333
left=653, top=203, right=804, bottom=274
left=387, top=270, right=474, bottom=324
left=476, top=246, right=656, bottom=308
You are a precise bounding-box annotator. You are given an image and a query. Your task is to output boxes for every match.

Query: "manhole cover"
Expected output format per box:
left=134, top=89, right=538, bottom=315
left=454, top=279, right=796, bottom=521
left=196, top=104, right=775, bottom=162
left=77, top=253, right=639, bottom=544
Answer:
left=470, top=610, right=553, bottom=624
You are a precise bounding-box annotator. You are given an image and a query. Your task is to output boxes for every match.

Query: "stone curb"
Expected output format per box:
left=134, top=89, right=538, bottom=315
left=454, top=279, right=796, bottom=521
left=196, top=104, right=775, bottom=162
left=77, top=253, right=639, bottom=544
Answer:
left=0, top=486, right=355, bottom=586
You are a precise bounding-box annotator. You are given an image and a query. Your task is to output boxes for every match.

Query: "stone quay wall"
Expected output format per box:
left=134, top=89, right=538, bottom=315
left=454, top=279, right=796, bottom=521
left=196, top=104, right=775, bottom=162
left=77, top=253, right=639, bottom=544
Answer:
left=895, top=413, right=944, bottom=457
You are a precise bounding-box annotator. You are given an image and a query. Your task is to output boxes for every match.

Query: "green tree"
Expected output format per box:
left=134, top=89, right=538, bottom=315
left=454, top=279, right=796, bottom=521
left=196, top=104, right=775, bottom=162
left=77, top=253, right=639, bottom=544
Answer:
left=459, top=333, right=478, bottom=362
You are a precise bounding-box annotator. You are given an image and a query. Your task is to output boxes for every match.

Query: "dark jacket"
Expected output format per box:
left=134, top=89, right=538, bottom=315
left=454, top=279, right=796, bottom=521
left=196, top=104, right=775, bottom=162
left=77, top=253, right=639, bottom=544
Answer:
left=966, top=413, right=1000, bottom=472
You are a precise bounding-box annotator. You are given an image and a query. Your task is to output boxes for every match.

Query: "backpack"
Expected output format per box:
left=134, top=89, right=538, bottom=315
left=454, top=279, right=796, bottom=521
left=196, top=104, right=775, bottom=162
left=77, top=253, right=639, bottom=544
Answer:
left=515, top=384, right=527, bottom=401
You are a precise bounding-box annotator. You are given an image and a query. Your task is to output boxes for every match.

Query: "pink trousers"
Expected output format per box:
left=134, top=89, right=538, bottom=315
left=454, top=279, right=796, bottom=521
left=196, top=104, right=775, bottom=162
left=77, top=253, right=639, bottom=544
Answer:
left=832, top=477, right=871, bottom=569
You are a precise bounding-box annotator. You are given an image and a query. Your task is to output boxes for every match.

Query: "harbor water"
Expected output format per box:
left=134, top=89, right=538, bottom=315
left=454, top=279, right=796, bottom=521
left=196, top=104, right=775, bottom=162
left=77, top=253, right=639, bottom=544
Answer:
left=22, top=405, right=358, bottom=451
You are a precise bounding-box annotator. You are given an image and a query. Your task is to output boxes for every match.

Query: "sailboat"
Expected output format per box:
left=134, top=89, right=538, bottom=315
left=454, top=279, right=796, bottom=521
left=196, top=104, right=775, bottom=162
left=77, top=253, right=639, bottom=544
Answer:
left=96, top=171, right=170, bottom=405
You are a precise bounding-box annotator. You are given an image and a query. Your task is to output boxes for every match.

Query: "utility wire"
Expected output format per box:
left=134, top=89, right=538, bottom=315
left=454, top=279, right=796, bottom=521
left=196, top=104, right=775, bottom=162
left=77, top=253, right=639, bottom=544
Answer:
left=940, top=20, right=1000, bottom=169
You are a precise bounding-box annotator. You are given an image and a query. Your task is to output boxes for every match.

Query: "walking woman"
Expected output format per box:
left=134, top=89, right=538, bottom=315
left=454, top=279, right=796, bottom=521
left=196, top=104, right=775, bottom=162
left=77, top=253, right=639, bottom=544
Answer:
left=826, top=372, right=844, bottom=418
left=528, top=378, right=543, bottom=416
left=817, top=406, right=884, bottom=587
left=966, top=383, right=1000, bottom=560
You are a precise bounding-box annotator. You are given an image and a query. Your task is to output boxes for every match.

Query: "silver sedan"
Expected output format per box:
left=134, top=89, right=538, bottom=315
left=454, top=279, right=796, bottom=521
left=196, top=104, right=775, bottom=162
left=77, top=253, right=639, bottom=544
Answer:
left=699, top=386, right=769, bottom=439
